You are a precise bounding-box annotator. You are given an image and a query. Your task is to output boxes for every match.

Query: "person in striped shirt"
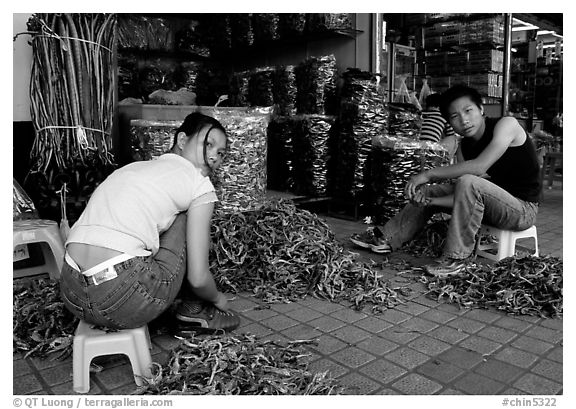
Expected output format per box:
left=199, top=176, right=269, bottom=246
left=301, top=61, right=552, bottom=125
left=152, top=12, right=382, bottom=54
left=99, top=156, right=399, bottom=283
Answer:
left=420, top=93, right=458, bottom=157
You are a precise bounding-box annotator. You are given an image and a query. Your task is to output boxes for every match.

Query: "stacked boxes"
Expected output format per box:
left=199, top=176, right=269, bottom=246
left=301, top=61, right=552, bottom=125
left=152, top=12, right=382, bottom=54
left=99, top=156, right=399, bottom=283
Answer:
left=415, top=14, right=504, bottom=100
left=424, top=49, right=503, bottom=75
left=418, top=72, right=502, bottom=98
left=421, top=15, right=504, bottom=49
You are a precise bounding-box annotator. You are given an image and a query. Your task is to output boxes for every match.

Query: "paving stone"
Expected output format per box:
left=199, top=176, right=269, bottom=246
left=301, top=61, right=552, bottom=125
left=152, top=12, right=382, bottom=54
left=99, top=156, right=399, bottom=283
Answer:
left=385, top=346, right=430, bottom=370
left=242, top=307, right=279, bottom=321
left=540, top=318, right=563, bottom=330
left=379, top=308, right=412, bottom=324
left=354, top=316, right=393, bottom=334
left=372, top=387, right=402, bottom=395
left=110, top=383, right=141, bottom=394
left=308, top=358, right=350, bottom=378
left=447, top=316, right=487, bottom=334
left=408, top=335, right=452, bottom=356
left=28, top=355, right=71, bottom=370
left=331, top=346, right=376, bottom=369
left=307, top=315, right=346, bottom=333
left=458, top=335, right=502, bottom=356
left=453, top=372, right=506, bottom=394
left=511, top=335, right=555, bottom=355
left=13, top=358, right=32, bottom=377
left=356, top=336, right=399, bottom=356
left=416, top=359, right=465, bottom=384
left=94, top=364, right=139, bottom=390
left=437, top=347, right=485, bottom=370
left=39, top=363, right=73, bottom=386
left=395, top=301, right=429, bottom=316
left=309, top=334, right=348, bottom=355
left=546, top=346, right=563, bottom=363
left=428, top=325, right=470, bottom=344
left=400, top=316, right=439, bottom=333
left=501, top=387, right=528, bottom=395
left=436, top=302, right=468, bottom=315
left=269, top=302, right=303, bottom=313
left=493, top=316, right=534, bottom=332
left=329, top=307, right=368, bottom=324
left=439, top=388, right=466, bottom=395
left=380, top=326, right=421, bottom=344
left=51, top=380, right=103, bottom=395
left=227, top=297, right=259, bottom=312
left=474, top=358, right=525, bottom=383
left=391, top=373, right=443, bottom=395
left=329, top=325, right=372, bottom=345
left=413, top=295, right=443, bottom=308
left=524, top=326, right=563, bottom=344
left=359, top=358, right=407, bottom=384
left=513, top=373, right=563, bottom=395
left=463, top=308, right=502, bottom=323
left=235, top=322, right=274, bottom=337
left=494, top=347, right=540, bottom=369
left=339, top=372, right=381, bottom=395
left=301, top=298, right=345, bottom=314
left=281, top=323, right=322, bottom=340
left=284, top=306, right=324, bottom=322
left=419, top=308, right=458, bottom=324
left=531, top=359, right=563, bottom=383
left=477, top=326, right=518, bottom=344
left=260, top=314, right=299, bottom=331
left=13, top=374, right=44, bottom=395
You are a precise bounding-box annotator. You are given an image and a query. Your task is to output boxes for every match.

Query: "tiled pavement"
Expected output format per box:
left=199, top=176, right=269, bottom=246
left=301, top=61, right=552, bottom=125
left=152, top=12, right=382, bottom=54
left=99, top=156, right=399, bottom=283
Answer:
left=12, top=183, right=564, bottom=397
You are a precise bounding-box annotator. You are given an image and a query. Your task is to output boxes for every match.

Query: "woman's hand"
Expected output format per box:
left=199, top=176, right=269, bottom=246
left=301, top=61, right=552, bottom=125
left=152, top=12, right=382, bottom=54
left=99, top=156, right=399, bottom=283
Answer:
left=405, top=172, right=430, bottom=201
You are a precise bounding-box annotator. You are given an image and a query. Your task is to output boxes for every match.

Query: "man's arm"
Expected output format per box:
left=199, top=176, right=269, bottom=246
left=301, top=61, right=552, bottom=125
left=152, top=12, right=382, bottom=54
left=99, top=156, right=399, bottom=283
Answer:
left=406, top=117, right=523, bottom=199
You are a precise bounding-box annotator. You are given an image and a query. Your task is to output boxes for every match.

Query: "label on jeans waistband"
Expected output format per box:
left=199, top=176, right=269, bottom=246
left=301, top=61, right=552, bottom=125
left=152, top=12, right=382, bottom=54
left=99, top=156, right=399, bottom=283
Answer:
left=90, top=266, right=118, bottom=285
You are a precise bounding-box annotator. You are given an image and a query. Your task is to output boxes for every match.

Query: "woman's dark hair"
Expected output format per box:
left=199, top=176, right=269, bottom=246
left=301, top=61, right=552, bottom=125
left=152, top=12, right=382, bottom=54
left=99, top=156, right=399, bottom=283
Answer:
left=439, top=84, right=483, bottom=120
left=173, top=112, right=227, bottom=172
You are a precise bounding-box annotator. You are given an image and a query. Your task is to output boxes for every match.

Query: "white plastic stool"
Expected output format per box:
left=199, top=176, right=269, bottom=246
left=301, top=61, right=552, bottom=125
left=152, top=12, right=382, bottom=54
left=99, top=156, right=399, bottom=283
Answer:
left=73, top=320, right=153, bottom=393
left=13, top=219, right=65, bottom=280
left=476, top=224, right=539, bottom=261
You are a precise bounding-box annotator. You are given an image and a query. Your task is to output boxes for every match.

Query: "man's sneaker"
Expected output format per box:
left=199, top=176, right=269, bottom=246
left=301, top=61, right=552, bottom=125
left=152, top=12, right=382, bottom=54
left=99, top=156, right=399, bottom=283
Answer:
left=350, top=226, right=392, bottom=254
left=425, top=258, right=467, bottom=278
left=174, top=300, right=240, bottom=332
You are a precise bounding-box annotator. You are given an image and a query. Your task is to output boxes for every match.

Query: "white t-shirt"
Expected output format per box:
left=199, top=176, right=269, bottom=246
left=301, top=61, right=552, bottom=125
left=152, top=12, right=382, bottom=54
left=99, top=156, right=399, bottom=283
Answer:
left=66, top=154, right=217, bottom=256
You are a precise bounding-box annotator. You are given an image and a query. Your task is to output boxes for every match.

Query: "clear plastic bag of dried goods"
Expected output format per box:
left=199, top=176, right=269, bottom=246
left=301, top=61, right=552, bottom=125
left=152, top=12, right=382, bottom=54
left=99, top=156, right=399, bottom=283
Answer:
left=13, top=178, right=38, bottom=221
left=200, top=106, right=273, bottom=214
left=370, top=135, right=450, bottom=224
left=291, top=114, right=336, bottom=197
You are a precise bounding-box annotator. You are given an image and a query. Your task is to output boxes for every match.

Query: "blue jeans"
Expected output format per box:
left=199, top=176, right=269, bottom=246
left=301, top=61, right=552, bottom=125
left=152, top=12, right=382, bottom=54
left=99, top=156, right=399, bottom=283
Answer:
left=59, top=213, right=188, bottom=329
left=381, top=175, right=539, bottom=259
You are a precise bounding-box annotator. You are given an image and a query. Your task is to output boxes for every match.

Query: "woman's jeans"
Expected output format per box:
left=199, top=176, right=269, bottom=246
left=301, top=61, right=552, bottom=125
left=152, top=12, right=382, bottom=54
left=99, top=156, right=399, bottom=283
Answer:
left=59, top=213, right=188, bottom=329
left=381, top=175, right=539, bottom=259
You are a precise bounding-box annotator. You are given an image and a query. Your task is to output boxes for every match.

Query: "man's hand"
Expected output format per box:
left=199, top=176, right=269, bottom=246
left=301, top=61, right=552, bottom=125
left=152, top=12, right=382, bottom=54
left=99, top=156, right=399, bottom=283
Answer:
left=405, top=172, right=430, bottom=201
left=410, top=189, right=431, bottom=207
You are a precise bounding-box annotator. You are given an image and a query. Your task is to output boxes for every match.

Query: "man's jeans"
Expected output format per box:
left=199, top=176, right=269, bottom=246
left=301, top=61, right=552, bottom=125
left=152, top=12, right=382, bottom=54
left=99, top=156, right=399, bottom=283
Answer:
left=59, top=213, right=188, bottom=329
left=381, top=175, right=539, bottom=259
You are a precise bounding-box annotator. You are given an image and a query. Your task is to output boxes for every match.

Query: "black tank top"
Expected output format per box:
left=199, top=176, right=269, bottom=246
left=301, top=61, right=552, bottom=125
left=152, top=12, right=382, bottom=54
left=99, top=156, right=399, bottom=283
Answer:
left=461, top=117, right=541, bottom=203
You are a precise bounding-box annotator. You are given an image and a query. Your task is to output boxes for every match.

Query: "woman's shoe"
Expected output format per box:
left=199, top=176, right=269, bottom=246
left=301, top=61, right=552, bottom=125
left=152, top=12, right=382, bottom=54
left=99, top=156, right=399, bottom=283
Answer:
left=350, top=226, right=392, bottom=254
left=174, top=300, right=240, bottom=333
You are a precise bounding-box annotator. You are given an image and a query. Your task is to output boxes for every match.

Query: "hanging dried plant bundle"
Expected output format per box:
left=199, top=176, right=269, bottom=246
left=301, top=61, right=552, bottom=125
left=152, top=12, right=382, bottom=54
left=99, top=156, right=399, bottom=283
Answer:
left=26, top=13, right=117, bottom=173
